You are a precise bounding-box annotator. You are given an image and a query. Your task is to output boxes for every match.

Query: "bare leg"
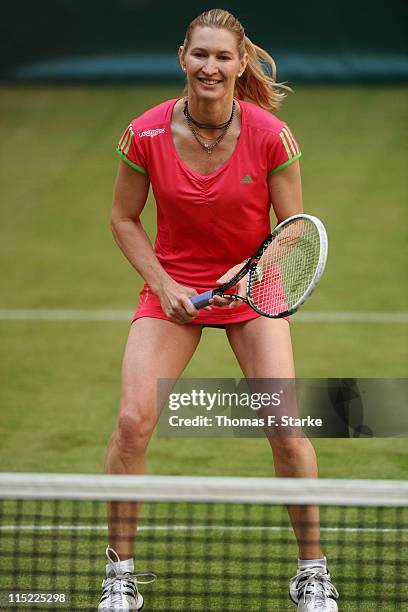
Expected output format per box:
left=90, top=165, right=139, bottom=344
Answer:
left=226, top=317, right=323, bottom=560
left=105, top=318, right=202, bottom=559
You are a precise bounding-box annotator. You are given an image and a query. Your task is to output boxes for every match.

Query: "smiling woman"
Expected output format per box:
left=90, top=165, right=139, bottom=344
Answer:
left=180, top=8, right=289, bottom=113
left=102, top=8, right=338, bottom=612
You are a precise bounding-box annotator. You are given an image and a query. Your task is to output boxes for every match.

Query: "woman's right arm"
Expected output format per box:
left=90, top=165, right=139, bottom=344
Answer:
left=110, top=159, right=201, bottom=323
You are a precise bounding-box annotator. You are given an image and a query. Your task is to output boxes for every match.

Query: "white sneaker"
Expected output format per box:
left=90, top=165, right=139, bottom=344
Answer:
left=98, top=546, right=156, bottom=611
left=289, top=565, right=339, bottom=611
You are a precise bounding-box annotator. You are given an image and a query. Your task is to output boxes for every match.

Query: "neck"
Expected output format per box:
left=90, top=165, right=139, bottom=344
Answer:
left=186, top=92, right=235, bottom=127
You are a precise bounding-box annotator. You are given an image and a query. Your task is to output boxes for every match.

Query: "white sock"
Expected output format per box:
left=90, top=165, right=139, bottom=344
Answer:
left=106, top=557, right=134, bottom=575
left=298, top=556, right=327, bottom=571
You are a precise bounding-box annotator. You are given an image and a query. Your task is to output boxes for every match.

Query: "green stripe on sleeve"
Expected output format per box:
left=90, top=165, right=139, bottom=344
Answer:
left=287, top=127, right=300, bottom=155
left=268, top=152, right=302, bottom=177
left=123, top=128, right=134, bottom=155
left=119, top=130, right=131, bottom=153
left=118, top=127, right=130, bottom=149
left=115, top=148, right=148, bottom=176
left=282, top=127, right=298, bottom=156
left=279, top=132, right=292, bottom=159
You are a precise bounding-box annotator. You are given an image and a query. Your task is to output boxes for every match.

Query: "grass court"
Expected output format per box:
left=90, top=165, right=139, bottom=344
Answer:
left=0, top=84, right=407, bottom=610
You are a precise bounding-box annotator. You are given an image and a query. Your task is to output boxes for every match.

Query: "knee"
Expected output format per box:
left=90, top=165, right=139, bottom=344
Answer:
left=116, top=407, right=155, bottom=457
left=270, top=436, right=314, bottom=462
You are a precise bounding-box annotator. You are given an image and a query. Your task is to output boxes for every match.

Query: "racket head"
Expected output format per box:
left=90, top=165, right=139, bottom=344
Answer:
left=245, top=214, right=328, bottom=318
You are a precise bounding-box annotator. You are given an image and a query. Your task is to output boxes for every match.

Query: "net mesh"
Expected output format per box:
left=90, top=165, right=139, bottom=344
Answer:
left=0, top=475, right=407, bottom=611
left=248, top=217, right=323, bottom=316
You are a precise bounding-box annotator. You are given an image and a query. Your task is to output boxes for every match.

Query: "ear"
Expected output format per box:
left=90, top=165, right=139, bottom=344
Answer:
left=238, top=52, right=249, bottom=77
left=178, top=46, right=186, bottom=72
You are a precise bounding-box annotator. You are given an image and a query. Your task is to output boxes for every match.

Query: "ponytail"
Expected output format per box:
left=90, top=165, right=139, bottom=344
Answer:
left=236, top=36, right=291, bottom=112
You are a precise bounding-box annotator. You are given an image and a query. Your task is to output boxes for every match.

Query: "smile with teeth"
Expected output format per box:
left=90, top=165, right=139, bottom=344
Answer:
left=199, top=78, right=222, bottom=85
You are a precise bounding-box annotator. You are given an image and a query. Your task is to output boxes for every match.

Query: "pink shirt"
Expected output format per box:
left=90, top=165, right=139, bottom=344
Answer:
left=116, top=98, right=301, bottom=325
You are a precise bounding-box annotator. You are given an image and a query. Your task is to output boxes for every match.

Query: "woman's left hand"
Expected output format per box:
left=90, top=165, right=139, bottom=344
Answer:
left=210, top=262, right=248, bottom=309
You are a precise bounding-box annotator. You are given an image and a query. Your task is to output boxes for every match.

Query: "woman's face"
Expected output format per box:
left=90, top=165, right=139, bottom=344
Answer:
left=180, top=26, right=247, bottom=102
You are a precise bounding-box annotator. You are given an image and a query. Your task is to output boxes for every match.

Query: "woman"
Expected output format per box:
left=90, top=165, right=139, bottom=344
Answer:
left=99, top=9, right=339, bottom=612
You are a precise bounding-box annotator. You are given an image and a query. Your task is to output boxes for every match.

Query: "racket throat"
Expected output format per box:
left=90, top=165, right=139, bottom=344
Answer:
left=220, top=293, right=245, bottom=303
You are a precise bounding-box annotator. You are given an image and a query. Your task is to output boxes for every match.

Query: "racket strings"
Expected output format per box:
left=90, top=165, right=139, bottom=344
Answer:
left=248, top=219, right=321, bottom=315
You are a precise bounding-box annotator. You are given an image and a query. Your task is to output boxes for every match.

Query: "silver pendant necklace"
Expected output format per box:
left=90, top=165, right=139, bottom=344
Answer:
left=183, top=100, right=235, bottom=156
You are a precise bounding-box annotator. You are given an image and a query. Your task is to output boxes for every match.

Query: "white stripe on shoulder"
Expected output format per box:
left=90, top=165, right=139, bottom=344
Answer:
left=285, top=125, right=300, bottom=155
left=123, top=126, right=134, bottom=155
left=282, top=126, right=299, bottom=156
left=279, top=131, right=293, bottom=159
left=118, top=125, right=133, bottom=153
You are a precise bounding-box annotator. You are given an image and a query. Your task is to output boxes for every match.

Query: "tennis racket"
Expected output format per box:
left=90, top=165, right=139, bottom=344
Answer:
left=191, top=214, right=328, bottom=318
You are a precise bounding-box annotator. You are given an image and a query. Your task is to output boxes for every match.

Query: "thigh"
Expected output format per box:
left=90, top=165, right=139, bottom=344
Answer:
left=225, top=317, right=295, bottom=378
left=120, top=317, right=202, bottom=412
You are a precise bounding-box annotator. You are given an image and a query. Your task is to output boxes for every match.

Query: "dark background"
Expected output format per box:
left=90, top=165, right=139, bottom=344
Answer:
left=1, top=0, right=407, bottom=82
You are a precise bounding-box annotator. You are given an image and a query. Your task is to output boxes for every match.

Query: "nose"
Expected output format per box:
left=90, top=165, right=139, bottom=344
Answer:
left=202, top=57, right=218, bottom=76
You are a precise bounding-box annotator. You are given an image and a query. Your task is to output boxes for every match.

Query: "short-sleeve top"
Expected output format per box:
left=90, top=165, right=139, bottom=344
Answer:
left=116, top=98, right=301, bottom=324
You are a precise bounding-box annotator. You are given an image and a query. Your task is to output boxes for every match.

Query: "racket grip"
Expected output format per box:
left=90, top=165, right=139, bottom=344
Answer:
left=191, top=290, right=214, bottom=309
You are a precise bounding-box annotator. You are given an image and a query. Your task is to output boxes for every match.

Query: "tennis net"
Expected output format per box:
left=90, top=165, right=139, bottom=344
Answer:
left=0, top=473, right=407, bottom=611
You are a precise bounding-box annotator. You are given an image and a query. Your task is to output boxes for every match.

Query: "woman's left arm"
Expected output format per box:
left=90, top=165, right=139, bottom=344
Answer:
left=267, top=159, right=303, bottom=222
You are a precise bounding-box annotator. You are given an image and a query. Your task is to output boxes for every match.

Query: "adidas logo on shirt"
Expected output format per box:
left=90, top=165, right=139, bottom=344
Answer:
left=240, top=175, right=254, bottom=184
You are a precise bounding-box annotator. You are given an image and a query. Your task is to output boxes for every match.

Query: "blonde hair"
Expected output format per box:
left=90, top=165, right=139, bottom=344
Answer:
left=182, top=8, right=291, bottom=112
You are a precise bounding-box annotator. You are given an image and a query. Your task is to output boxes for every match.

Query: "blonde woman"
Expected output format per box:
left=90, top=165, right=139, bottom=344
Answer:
left=99, top=9, right=339, bottom=612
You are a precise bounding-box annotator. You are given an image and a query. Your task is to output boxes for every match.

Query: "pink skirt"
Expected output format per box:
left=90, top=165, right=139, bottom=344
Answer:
left=132, top=284, right=262, bottom=326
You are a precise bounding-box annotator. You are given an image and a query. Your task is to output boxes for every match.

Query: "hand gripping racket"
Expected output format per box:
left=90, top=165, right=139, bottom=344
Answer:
left=191, top=214, right=328, bottom=318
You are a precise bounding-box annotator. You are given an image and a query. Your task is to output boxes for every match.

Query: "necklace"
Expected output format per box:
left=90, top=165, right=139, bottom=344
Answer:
left=183, top=100, right=235, bottom=156
left=183, top=100, right=235, bottom=129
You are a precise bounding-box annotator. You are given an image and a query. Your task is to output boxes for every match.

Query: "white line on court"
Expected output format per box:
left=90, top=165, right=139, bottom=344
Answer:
left=0, top=310, right=407, bottom=323
left=1, top=524, right=406, bottom=534
left=0, top=309, right=131, bottom=321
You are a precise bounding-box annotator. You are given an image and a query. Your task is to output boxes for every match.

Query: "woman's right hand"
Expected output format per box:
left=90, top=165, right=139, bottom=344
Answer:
left=155, top=279, right=210, bottom=324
